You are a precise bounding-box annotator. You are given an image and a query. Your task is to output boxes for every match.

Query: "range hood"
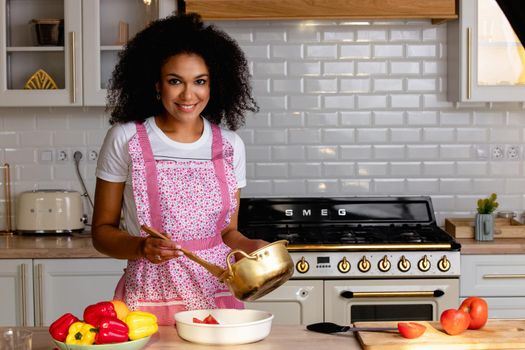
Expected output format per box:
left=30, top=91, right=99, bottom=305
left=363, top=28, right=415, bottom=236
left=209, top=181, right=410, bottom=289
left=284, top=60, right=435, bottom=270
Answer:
left=496, top=0, right=525, bottom=46
left=178, top=0, right=458, bottom=24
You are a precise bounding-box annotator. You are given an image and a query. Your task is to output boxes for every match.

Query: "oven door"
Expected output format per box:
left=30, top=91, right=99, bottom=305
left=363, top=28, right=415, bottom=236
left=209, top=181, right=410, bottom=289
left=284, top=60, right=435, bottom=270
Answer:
left=245, top=280, right=323, bottom=325
left=325, top=279, right=459, bottom=324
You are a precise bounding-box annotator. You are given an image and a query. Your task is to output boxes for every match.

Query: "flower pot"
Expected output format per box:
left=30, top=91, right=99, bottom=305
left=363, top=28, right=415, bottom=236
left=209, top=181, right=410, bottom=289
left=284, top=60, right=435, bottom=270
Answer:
left=475, top=213, right=494, bottom=241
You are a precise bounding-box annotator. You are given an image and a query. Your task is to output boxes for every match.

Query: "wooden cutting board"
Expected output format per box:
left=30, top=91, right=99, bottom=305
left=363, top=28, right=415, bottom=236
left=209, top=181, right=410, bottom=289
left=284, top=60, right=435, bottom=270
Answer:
left=355, top=320, right=525, bottom=350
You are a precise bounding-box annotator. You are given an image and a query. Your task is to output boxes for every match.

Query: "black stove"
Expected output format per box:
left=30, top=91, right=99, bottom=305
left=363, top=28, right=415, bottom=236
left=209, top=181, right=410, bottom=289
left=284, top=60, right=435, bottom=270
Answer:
left=239, top=196, right=460, bottom=251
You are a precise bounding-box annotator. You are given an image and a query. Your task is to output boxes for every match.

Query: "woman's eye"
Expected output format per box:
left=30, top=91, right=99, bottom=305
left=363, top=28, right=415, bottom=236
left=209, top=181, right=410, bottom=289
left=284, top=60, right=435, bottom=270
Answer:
left=195, top=79, right=207, bottom=85
left=168, top=78, right=181, bottom=85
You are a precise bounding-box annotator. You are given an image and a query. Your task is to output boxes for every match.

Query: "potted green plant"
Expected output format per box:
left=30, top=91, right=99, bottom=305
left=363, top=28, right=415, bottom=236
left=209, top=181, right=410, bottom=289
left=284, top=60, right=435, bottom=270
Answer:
left=475, top=193, right=498, bottom=241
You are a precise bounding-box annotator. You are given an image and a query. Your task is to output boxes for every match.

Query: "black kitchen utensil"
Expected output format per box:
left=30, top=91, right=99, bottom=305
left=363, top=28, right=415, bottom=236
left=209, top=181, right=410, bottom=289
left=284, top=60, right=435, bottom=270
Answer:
left=307, top=322, right=398, bottom=334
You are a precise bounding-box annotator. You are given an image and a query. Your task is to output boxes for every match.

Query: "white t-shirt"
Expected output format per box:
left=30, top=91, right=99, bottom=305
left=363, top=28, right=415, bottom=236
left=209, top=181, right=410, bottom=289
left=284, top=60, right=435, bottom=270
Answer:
left=96, top=117, right=246, bottom=236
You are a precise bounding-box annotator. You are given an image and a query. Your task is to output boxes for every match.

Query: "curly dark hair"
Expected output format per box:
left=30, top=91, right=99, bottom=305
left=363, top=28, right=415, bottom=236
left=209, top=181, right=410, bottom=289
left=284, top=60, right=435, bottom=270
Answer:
left=106, top=13, right=258, bottom=130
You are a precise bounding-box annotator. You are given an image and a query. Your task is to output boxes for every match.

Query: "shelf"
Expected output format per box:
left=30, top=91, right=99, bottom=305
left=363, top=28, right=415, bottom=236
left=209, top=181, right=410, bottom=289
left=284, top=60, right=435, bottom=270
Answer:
left=6, top=46, right=64, bottom=52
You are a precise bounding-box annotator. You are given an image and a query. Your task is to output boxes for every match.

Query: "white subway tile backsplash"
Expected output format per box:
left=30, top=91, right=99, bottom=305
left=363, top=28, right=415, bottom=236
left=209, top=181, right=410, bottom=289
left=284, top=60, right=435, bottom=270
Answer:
left=272, top=145, right=305, bottom=161
left=322, top=129, right=355, bottom=144
left=307, top=179, right=339, bottom=194
left=2, top=19, right=525, bottom=216
left=422, top=128, right=455, bottom=142
left=305, top=112, right=338, bottom=127
left=305, top=44, right=338, bottom=59
left=423, top=161, right=455, bottom=176
left=357, top=95, right=387, bottom=109
left=406, top=145, right=439, bottom=159
left=457, top=161, right=488, bottom=176
left=289, top=128, right=321, bottom=144
left=340, top=145, right=372, bottom=160
left=341, top=179, right=371, bottom=194
left=340, top=44, right=371, bottom=58
left=390, top=162, right=421, bottom=176
left=472, top=179, right=506, bottom=194
left=356, top=128, right=388, bottom=143
left=390, top=61, right=420, bottom=74
left=323, top=162, right=355, bottom=177
left=290, top=162, right=322, bottom=177
left=373, top=145, right=405, bottom=159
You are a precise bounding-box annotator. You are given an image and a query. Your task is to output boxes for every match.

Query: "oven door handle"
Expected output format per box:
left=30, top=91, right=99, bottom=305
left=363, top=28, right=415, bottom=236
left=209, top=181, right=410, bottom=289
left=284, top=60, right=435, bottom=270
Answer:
left=340, top=290, right=445, bottom=299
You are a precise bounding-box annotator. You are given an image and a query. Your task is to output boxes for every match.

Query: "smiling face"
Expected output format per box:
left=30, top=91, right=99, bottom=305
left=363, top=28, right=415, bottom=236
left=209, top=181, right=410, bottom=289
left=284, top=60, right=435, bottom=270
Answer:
left=156, top=53, right=210, bottom=124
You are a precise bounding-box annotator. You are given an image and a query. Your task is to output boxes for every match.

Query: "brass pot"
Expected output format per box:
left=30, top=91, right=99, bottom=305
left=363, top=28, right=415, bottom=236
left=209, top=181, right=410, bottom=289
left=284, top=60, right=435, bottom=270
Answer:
left=142, top=226, right=294, bottom=301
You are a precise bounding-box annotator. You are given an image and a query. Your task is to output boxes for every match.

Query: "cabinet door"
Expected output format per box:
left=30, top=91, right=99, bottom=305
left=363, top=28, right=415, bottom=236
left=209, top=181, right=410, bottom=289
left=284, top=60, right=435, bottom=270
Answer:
left=460, top=255, right=525, bottom=297
left=0, top=0, right=82, bottom=106
left=244, top=280, right=323, bottom=325
left=448, top=0, right=525, bottom=102
left=33, top=258, right=127, bottom=326
left=82, top=0, right=176, bottom=106
left=0, top=259, right=34, bottom=326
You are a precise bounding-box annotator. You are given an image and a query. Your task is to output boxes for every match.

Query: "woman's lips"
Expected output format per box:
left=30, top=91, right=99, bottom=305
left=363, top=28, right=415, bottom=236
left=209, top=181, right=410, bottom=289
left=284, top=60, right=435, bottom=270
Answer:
left=176, top=103, right=198, bottom=112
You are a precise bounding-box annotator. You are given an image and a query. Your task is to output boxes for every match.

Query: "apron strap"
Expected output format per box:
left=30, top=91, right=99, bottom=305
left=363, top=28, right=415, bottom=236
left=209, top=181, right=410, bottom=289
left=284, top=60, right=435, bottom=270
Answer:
left=135, top=122, right=163, bottom=231
left=211, top=124, right=231, bottom=236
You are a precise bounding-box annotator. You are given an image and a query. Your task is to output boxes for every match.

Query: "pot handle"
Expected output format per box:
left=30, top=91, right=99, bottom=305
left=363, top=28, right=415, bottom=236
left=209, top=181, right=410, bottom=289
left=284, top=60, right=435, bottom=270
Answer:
left=224, top=250, right=258, bottom=280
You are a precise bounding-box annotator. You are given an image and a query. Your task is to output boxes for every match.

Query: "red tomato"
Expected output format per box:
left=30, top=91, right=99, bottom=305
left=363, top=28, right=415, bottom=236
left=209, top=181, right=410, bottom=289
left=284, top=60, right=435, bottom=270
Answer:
left=203, top=314, right=219, bottom=324
left=192, top=317, right=204, bottom=323
left=440, top=309, right=470, bottom=335
left=459, top=296, right=488, bottom=330
left=397, top=322, right=427, bottom=339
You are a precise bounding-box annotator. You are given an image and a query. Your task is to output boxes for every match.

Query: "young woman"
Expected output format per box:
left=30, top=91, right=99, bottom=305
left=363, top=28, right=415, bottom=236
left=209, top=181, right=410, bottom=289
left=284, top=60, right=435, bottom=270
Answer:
left=92, top=13, right=266, bottom=325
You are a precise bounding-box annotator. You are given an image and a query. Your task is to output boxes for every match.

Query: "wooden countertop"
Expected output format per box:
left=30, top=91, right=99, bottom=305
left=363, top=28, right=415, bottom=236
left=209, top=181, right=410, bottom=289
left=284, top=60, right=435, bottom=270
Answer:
left=22, top=326, right=362, bottom=350
left=2, top=234, right=525, bottom=259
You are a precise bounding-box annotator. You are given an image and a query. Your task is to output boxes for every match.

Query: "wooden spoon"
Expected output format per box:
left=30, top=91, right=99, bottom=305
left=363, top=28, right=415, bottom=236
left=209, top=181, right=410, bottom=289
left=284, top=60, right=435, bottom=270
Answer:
left=141, top=225, right=227, bottom=279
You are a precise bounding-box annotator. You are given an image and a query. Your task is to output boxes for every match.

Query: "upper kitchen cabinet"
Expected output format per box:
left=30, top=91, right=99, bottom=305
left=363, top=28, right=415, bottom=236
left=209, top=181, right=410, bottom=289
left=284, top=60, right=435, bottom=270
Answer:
left=0, top=0, right=176, bottom=107
left=0, top=0, right=82, bottom=106
left=181, top=0, right=458, bottom=23
left=83, top=0, right=175, bottom=106
left=448, top=0, right=525, bottom=102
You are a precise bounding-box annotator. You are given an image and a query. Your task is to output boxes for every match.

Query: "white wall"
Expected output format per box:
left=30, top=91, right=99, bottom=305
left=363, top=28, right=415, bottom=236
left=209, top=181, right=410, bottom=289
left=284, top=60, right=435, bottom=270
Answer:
left=1, top=19, right=525, bottom=228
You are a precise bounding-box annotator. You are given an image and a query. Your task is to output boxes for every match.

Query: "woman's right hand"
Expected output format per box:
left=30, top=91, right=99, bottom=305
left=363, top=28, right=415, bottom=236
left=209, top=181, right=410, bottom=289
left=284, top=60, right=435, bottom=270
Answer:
left=142, top=236, right=183, bottom=264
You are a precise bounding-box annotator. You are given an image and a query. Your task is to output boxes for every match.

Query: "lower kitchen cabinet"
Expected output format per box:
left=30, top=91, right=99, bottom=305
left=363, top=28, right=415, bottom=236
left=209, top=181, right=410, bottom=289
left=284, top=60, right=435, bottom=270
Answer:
left=0, top=259, right=34, bottom=326
left=245, top=280, right=323, bottom=325
left=0, top=258, right=126, bottom=327
left=460, top=255, right=525, bottom=319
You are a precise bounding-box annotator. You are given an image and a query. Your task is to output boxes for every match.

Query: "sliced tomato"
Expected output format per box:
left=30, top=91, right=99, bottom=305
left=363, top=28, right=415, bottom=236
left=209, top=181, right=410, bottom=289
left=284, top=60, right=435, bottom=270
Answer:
left=397, top=322, right=426, bottom=339
left=203, top=314, right=219, bottom=324
left=192, top=317, right=204, bottom=323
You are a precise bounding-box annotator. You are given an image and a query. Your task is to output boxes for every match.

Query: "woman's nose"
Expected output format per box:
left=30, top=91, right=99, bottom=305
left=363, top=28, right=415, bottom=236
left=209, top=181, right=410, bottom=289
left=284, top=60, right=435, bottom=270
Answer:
left=180, top=85, right=194, bottom=100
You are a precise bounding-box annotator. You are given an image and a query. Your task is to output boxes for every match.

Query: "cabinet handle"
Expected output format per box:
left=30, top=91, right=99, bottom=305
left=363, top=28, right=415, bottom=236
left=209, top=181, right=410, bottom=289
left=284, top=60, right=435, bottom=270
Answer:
left=37, top=263, right=44, bottom=326
left=340, top=290, right=444, bottom=298
left=483, top=274, right=525, bottom=279
left=19, top=264, right=27, bottom=326
left=70, top=31, right=76, bottom=103
left=466, top=27, right=472, bottom=100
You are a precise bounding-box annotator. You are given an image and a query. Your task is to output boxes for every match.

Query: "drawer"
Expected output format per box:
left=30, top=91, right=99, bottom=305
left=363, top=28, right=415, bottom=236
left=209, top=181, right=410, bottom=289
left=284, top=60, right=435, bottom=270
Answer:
left=460, top=297, right=525, bottom=319
left=460, top=255, right=525, bottom=297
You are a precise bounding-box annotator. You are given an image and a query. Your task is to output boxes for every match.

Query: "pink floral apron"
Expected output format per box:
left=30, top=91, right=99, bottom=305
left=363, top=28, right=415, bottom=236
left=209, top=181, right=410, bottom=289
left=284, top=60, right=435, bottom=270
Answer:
left=114, top=121, right=243, bottom=325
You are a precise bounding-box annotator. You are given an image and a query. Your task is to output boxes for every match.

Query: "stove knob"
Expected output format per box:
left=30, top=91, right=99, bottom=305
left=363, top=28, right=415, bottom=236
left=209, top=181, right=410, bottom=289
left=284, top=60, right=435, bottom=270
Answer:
left=337, top=257, right=351, bottom=273
left=398, top=255, right=411, bottom=272
left=296, top=257, right=310, bottom=274
left=438, top=255, right=451, bottom=272
left=418, top=255, right=431, bottom=272
left=378, top=255, right=391, bottom=272
left=358, top=256, right=371, bottom=273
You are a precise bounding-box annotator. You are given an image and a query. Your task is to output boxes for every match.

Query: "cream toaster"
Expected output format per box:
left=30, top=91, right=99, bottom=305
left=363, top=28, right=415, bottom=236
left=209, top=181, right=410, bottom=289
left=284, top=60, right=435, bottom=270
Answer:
left=16, top=190, right=86, bottom=234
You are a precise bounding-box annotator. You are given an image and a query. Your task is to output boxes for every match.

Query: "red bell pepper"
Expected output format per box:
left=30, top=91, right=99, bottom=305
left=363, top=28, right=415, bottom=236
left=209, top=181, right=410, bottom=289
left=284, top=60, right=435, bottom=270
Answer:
left=83, top=301, right=117, bottom=326
left=95, top=316, right=129, bottom=344
left=49, top=313, right=80, bottom=342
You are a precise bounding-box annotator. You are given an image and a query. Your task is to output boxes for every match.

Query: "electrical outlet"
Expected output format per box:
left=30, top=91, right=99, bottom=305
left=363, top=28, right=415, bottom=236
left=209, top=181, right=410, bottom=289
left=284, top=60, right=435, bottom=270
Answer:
left=507, top=145, right=521, bottom=160
left=491, top=145, right=505, bottom=160
left=88, top=149, right=98, bottom=161
left=57, top=149, right=69, bottom=161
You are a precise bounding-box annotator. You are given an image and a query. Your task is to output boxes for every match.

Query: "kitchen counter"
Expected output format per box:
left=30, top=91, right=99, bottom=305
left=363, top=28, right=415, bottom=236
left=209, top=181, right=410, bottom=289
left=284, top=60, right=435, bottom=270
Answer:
left=22, top=326, right=362, bottom=350
left=2, top=234, right=525, bottom=259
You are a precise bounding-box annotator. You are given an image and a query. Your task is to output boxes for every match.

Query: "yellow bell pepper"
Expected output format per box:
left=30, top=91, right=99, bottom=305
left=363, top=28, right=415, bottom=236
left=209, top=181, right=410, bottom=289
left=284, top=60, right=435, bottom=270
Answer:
left=65, top=321, right=96, bottom=345
left=125, top=311, right=158, bottom=340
